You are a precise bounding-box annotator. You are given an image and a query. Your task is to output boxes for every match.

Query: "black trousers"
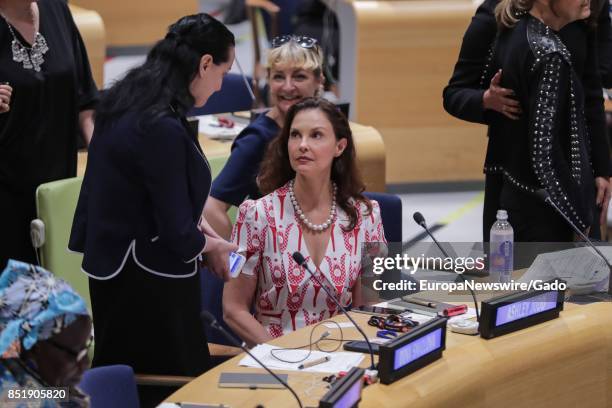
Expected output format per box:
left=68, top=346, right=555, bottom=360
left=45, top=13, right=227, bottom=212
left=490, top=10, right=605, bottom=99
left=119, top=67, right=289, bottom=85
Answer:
left=0, top=184, right=37, bottom=269
left=89, top=256, right=210, bottom=407
left=483, top=173, right=503, bottom=242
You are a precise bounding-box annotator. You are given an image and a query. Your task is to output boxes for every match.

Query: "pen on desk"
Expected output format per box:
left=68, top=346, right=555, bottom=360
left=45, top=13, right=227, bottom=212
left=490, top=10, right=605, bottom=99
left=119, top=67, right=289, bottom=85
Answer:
left=405, top=299, right=437, bottom=308
left=298, top=356, right=331, bottom=370
left=404, top=308, right=438, bottom=317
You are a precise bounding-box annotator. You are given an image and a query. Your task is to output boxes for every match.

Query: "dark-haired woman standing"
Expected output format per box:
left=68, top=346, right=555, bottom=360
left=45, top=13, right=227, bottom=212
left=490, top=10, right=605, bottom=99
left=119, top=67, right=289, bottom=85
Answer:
left=69, top=13, right=237, bottom=405
left=222, top=98, right=385, bottom=347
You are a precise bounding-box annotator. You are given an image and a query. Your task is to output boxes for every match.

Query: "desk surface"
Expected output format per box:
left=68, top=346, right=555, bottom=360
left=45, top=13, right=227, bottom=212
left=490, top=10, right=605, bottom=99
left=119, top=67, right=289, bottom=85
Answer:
left=166, top=302, right=612, bottom=407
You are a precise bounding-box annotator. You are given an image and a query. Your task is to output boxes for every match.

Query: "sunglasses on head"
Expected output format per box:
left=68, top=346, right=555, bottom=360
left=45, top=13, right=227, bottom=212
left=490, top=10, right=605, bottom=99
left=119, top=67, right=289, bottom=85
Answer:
left=271, top=35, right=318, bottom=49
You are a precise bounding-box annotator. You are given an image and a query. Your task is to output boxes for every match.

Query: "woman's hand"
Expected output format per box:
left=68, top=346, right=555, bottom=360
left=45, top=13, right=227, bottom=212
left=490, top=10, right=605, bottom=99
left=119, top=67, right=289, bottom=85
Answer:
left=595, top=176, right=611, bottom=226
left=0, top=83, right=12, bottom=114
left=483, top=70, right=522, bottom=120
left=203, top=235, right=238, bottom=281
left=198, top=215, right=222, bottom=240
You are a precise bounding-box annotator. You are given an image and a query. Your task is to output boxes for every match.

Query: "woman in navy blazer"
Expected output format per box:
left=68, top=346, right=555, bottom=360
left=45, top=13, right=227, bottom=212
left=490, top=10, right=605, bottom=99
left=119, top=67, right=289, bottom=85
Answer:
left=69, top=14, right=237, bottom=406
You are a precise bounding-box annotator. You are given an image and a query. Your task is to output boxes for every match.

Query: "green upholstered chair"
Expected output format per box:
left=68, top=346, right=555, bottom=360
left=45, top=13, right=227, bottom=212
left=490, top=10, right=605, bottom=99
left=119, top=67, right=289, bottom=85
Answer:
left=34, top=177, right=89, bottom=310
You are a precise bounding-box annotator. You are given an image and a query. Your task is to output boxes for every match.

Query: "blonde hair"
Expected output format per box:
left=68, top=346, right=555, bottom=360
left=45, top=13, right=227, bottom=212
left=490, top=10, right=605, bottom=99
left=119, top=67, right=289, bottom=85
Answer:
left=266, top=40, right=324, bottom=76
left=495, top=0, right=535, bottom=29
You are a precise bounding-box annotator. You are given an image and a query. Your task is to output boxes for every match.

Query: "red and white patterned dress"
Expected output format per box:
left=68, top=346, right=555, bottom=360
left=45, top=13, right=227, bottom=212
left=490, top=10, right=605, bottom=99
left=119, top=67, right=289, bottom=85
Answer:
left=231, top=183, right=386, bottom=338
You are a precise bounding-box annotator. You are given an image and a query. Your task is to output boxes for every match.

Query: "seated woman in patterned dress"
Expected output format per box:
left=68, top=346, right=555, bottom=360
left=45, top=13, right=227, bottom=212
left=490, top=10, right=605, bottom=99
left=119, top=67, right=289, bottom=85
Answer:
left=222, top=98, right=386, bottom=346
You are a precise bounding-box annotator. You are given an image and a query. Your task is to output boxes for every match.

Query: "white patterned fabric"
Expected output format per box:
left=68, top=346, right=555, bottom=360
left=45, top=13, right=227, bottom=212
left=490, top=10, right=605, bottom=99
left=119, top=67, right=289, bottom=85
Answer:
left=232, top=182, right=386, bottom=338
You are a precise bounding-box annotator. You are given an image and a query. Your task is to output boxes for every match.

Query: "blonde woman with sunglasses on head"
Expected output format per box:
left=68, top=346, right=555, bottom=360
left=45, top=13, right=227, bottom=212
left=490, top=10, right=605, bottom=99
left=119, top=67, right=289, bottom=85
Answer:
left=204, top=35, right=325, bottom=239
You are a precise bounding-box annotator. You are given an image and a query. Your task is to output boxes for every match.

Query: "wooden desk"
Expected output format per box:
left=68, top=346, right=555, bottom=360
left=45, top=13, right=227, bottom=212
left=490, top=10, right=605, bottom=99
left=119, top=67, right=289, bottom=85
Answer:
left=77, top=119, right=386, bottom=192
left=70, top=0, right=198, bottom=47
left=324, top=0, right=487, bottom=185
left=166, top=302, right=612, bottom=407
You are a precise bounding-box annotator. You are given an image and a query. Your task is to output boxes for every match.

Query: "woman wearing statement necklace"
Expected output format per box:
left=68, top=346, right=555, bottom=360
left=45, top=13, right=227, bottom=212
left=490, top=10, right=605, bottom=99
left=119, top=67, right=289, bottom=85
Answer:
left=0, top=0, right=97, bottom=268
left=223, top=98, right=385, bottom=347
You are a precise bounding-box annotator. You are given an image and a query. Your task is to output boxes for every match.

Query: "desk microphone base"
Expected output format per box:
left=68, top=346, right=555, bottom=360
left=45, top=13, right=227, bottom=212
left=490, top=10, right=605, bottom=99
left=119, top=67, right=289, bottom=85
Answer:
left=566, top=292, right=612, bottom=304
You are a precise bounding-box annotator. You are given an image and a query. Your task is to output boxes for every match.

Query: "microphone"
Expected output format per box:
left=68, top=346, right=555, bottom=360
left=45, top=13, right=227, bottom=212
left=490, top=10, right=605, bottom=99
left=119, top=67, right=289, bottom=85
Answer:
left=292, top=252, right=377, bottom=371
left=200, top=311, right=303, bottom=408
left=413, top=212, right=448, bottom=258
left=536, top=189, right=612, bottom=295
left=412, top=212, right=481, bottom=322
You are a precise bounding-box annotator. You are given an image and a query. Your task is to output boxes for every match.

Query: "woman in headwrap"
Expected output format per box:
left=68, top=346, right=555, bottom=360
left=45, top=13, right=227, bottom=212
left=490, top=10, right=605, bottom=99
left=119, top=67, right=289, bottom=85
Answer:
left=0, top=259, right=92, bottom=407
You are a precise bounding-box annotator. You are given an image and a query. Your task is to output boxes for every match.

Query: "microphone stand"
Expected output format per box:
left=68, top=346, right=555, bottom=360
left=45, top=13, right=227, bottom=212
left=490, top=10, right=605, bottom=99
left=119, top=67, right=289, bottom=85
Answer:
left=538, top=191, right=612, bottom=297
left=201, top=311, right=304, bottom=408
left=412, top=213, right=481, bottom=321
left=292, top=252, right=377, bottom=371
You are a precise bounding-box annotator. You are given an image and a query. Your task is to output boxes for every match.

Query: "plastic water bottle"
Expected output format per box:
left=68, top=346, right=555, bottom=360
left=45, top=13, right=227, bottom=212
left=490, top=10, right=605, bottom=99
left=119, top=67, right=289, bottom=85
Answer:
left=489, top=210, right=514, bottom=283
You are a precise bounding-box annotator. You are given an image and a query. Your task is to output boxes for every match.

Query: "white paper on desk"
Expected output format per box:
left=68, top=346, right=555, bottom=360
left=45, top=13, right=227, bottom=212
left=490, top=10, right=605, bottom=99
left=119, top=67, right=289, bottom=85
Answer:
left=239, top=343, right=363, bottom=373
left=195, top=114, right=246, bottom=140
left=517, top=247, right=610, bottom=294
left=322, top=322, right=354, bottom=329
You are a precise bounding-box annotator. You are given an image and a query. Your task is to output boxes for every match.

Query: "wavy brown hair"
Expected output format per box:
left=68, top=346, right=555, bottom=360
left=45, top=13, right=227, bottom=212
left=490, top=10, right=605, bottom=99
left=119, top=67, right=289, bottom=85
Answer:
left=258, top=98, right=371, bottom=231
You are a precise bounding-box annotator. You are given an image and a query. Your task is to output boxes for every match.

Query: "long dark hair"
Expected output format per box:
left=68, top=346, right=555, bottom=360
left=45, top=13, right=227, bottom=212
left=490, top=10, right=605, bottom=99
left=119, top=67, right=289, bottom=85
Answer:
left=95, top=13, right=234, bottom=128
left=258, top=98, right=371, bottom=231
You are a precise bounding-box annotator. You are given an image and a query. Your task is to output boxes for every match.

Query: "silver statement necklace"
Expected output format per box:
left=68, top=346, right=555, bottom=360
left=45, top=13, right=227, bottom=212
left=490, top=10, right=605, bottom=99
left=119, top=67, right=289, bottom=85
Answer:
left=288, top=179, right=337, bottom=232
left=1, top=11, right=48, bottom=72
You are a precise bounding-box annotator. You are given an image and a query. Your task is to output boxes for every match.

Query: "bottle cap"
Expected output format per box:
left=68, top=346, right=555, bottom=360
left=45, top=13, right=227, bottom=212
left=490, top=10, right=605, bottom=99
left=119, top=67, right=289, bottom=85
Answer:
left=496, top=209, right=508, bottom=220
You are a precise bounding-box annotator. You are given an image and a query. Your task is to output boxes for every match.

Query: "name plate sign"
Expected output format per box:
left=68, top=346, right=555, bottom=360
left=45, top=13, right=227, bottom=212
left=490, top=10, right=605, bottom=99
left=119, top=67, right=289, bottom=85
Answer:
left=378, top=317, right=447, bottom=384
left=479, top=279, right=565, bottom=339
left=319, top=367, right=365, bottom=408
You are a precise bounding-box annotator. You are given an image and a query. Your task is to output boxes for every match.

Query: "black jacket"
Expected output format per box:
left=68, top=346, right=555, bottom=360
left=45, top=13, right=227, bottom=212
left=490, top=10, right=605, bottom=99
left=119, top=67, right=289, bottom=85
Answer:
left=487, top=16, right=596, bottom=230
left=443, top=0, right=611, bottom=177
left=69, top=112, right=210, bottom=279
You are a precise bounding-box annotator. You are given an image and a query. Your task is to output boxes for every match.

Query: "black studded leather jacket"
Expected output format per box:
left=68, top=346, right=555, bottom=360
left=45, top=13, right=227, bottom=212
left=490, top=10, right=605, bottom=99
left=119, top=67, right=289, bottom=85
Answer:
left=485, top=15, right=600, bottom=231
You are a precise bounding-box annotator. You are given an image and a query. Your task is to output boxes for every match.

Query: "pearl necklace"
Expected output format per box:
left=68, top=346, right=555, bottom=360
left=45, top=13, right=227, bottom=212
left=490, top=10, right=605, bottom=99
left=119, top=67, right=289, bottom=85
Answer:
left=288, top=179, right=337, bottom=232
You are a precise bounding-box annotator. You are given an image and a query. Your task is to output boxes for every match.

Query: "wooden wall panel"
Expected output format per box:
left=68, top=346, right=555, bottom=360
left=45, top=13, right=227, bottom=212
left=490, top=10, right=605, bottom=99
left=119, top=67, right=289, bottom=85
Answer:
left=70, top=5, right=105, bottom=88
left=71, top=0, right=197, bottom=47
left=332, top=1, right=488, bottom=184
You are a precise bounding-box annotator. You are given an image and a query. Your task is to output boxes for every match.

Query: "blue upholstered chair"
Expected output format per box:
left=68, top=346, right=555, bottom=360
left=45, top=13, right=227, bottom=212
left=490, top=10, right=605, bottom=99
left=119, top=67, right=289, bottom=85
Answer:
left=364, top=192, right=403, bottom=243
left=79, top=365, right=139, bottom=408
left=261, top=0, right=300, bottom=38
left=200, top=191, right=403, bottom=347
left=188, top=73, right=254, bottom=116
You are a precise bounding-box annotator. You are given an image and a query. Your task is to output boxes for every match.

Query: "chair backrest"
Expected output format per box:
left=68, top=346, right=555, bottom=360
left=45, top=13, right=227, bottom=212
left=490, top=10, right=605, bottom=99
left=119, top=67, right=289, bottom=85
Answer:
left=79, top=365, right=140, bottom=408
left=35, top=177, right=89, bottom=310
left=364, top=192, right=403, bottom=243
left=262, top=0, right=300, bottom=38
left=189, top=73, right=254, bottom=116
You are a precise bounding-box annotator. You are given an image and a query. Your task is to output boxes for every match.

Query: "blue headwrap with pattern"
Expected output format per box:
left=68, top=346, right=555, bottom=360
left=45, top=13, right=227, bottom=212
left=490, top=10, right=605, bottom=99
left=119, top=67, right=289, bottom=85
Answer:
left=0, top=260, right=89, bottom=358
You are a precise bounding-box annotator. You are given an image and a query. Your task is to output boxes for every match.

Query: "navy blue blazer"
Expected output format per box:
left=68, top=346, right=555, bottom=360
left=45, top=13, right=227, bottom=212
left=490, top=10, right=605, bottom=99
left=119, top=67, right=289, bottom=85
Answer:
left=69, top=111, right=211, bottom=279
